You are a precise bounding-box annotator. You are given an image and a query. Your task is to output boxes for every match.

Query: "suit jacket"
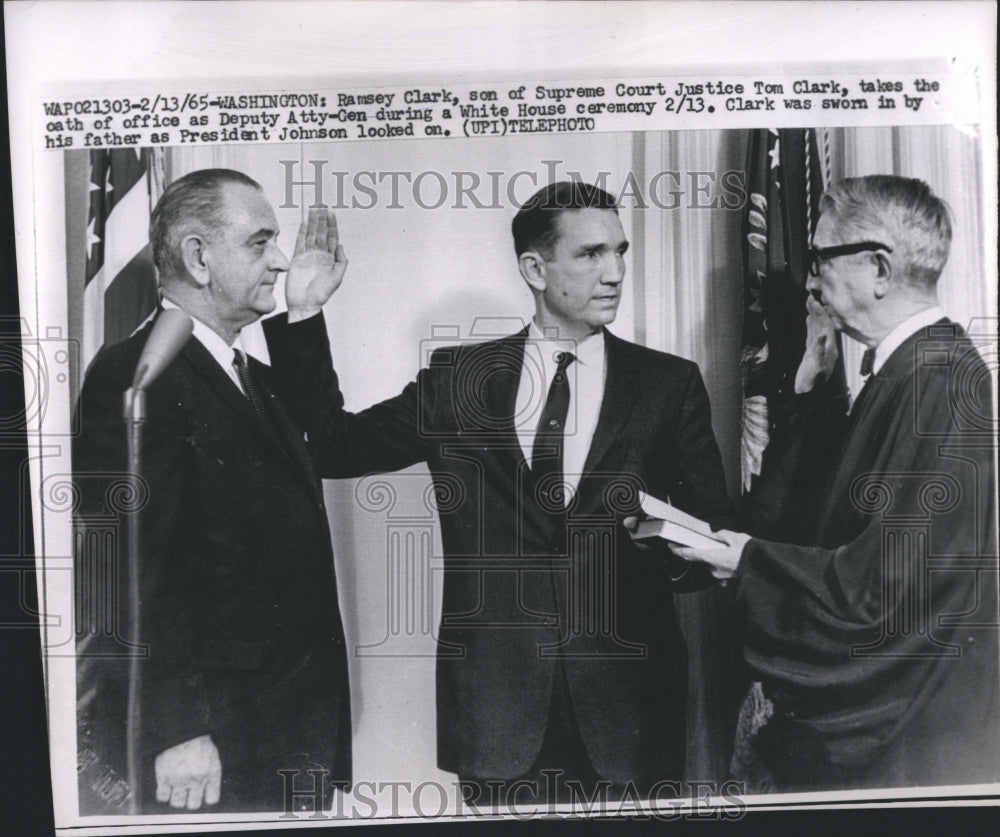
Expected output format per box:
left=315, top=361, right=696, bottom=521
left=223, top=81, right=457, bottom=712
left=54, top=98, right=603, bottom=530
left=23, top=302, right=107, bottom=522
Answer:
left=265, top=315, right=733, bottom=783
left=74, top=317, right=351, bottom=812
left=736, top=320, right=999, bottom=790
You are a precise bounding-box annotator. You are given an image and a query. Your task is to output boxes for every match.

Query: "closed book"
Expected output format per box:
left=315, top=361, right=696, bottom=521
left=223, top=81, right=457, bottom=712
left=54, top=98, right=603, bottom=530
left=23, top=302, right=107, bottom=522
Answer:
left=629, top=491, right=726, bottom=549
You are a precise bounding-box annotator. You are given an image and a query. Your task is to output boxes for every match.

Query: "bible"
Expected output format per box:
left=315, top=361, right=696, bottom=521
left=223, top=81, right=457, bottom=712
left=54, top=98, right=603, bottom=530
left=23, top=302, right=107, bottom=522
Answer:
left=629, top=491, right=726, bottom=549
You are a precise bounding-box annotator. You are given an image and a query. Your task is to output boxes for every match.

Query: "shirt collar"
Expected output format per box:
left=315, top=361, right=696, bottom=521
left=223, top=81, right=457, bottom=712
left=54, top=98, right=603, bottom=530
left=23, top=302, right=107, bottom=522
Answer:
left=161, top=297, right=245, bottom=367
left=527, top=320, right=605, bottom=368
left=872, top=306, right=944, bottom=375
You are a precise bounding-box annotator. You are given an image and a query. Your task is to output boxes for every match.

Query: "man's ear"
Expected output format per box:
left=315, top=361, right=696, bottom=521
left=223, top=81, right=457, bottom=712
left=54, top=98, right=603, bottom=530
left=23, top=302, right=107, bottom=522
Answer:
left=179, top=234, right=211, bottom=287
left=872, top=251, right=892, bottom=299
left=518, top=250, right=547, bottom=293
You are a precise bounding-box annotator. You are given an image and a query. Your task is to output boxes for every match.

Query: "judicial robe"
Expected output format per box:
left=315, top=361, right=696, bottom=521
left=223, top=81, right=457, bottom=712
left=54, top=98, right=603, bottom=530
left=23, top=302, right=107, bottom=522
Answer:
left=735, top=320, right=999, bottom=790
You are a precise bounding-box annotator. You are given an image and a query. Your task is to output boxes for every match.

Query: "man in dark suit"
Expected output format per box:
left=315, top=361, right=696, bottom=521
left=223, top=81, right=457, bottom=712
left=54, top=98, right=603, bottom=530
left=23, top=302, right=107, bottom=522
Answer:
left=676, top=175, right=999, bottom=791
left=266, top=181, right=734, bottom=805
left=74, top=169, right=351, bottom=813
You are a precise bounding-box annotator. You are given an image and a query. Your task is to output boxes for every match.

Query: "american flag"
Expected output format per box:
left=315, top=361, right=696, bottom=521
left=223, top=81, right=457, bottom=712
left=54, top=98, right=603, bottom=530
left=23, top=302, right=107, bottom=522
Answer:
left=78, top=148, right=164, bottom=376
left=731, top=128, right=848, bottom=790
left=73, top=147, right=166, bottom=813
left=740, top=128, right=835, bottom=501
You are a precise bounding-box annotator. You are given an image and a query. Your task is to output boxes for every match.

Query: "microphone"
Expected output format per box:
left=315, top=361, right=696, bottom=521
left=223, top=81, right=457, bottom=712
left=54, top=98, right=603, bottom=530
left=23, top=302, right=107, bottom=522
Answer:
left=131, top=308, right=193, bottom=391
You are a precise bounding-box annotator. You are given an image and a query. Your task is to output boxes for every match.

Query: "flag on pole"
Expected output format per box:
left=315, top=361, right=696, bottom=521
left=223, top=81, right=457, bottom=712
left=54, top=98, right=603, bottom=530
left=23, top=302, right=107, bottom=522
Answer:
left=73, top=147, right=165, bottom=813
left=79, top=148, right=163, bottom=374
left=732, top=129, right=851, bottom=791
left=739, top=128, right=848, bottom=543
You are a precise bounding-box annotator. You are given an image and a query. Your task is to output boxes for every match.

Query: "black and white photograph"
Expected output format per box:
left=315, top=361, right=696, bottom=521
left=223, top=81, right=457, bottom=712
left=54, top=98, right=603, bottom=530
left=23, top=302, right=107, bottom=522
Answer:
left=4, top=2, right=998, bottom=833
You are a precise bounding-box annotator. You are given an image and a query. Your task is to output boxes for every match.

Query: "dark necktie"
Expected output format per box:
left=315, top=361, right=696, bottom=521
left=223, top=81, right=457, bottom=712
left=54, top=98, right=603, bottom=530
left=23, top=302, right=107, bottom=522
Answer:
left=233, top=349, right=276, bottom=434
left=859, top=348, right=876, bottom=378
left=532, top=350, right=576, bottom=510
left=851, top=349, right=878, bottom=417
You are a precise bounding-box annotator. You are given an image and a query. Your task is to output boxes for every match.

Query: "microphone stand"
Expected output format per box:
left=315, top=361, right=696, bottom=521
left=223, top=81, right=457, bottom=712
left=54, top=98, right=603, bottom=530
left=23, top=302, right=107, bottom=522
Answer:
left=113, top=308, right=192, bottom=814
left=122, top=383, right=145, bottom=815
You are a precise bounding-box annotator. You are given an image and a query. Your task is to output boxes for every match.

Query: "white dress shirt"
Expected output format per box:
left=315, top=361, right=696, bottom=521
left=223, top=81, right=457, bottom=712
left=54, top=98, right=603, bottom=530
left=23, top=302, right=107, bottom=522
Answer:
left=160, top=297, right=247, bottom=394
left=872, top=306, right=944, bottom=375
left=514, top=321, right=607, bottom=503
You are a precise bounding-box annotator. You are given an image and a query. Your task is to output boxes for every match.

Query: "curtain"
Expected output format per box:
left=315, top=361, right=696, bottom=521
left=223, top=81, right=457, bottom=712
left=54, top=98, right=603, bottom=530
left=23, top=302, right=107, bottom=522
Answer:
left=636, top=130, right=746, bottom=780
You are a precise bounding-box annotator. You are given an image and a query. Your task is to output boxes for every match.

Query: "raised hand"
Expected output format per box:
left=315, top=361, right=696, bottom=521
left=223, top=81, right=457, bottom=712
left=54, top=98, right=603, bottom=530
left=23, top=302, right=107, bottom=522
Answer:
left=285, top=209, right=348, bottom=320
left=794, top=294, right=839, bottom=393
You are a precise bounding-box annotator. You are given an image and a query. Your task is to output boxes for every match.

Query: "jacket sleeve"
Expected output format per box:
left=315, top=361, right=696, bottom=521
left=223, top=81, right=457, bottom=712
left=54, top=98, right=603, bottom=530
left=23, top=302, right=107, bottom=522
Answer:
left=673, top=362, right=737, bottom=531
left=264, top=312, right=432, bottom=477
left=649, top=362, right=736, bottom=592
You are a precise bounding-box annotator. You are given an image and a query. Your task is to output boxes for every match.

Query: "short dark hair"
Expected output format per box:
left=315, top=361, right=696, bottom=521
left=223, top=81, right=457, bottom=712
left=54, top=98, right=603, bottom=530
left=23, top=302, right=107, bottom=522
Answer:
left=512, top=181, right=619, bottom=258
left=150, top=168, right=262, bottom=280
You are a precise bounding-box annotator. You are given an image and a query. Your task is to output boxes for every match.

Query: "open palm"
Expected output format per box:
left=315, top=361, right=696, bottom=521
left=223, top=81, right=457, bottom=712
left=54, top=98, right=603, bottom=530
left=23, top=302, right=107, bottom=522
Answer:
left=285, top=209, right=348, bottom=312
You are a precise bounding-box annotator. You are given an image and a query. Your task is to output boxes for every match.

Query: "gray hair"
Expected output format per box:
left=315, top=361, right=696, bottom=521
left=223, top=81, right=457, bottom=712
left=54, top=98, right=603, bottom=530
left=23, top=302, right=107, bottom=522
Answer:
left=150, top=168, right=262, bottom=281
left=819, top=175, right=952, bottom=289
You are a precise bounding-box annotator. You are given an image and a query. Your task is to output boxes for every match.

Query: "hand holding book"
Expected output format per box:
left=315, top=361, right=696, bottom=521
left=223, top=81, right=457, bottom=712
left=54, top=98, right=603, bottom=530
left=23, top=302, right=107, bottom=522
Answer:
left=624, top=491, right=750, bottom=581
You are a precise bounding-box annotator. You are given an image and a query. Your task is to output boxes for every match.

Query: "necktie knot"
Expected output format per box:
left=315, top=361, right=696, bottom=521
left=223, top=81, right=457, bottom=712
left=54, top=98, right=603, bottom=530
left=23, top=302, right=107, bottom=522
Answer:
left=860, top=348, right=876, bottom=378
left=554, top=350, right=575, bottom=370
left=552, top=351, right=575, bottom=383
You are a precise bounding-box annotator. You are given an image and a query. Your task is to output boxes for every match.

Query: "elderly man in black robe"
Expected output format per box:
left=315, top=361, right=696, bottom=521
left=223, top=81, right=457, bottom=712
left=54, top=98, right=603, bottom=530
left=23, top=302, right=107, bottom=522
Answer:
left=674, top=175, right=998, bottom=791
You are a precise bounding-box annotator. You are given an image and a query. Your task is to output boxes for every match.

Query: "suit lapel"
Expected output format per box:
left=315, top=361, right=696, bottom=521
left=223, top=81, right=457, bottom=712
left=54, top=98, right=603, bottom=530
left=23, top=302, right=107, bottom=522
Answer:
left=250, top=354, right=321, bottom=488
left=483, top=328, right=645, bottom=482
left=484, top=328, right=529, bottom=444
left=181, top=336, right=259, bottom=426
left=580, top=331, right=644, bottom=476
left=179, top=338, right=318, bottom=493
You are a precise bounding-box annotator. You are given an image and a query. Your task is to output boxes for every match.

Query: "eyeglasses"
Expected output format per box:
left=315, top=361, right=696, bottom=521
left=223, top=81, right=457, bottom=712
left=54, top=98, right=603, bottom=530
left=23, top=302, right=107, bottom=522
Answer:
left=807, top=241, right=893, bottom=277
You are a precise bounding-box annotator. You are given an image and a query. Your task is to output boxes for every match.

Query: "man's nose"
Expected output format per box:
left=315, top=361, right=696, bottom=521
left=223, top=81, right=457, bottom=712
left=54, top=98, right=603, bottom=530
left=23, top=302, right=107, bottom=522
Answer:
left=805, top=272, right=820, bottom=294
left=269, top=245, right=290, bottom=272
left=603, top=253, right=625, bottom=284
